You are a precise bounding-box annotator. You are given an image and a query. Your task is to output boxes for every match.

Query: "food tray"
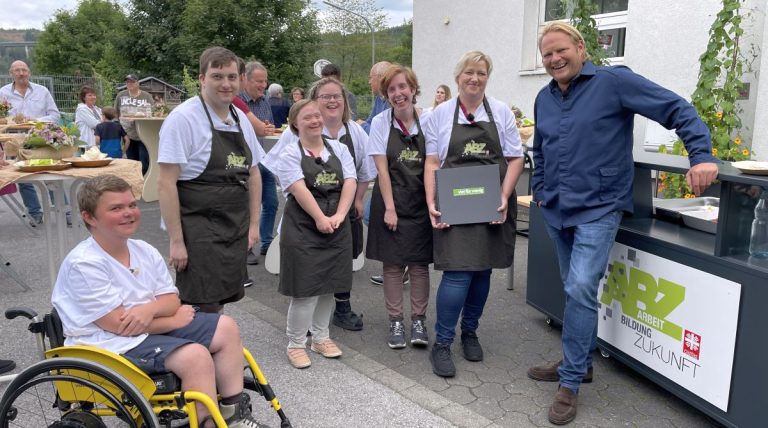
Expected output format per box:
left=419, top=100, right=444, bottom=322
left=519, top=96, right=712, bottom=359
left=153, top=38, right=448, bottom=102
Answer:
left=14, top=160, right=72, bottom=172
left=732, top=160, right=768, bottom=176
left=62, top=157, right=113, bottom=168
left=653, top=197, right=719, bottom=234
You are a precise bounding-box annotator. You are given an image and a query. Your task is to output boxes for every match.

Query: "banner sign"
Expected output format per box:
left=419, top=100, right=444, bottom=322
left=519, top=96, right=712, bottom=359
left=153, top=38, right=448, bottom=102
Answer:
left=597, top=243, right=741, bottom=411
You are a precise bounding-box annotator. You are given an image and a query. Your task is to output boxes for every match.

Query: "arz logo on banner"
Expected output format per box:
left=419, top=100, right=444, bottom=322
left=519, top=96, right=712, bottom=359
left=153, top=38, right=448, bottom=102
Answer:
left=683, top=330, right=702, bottom=360
left=597, top=244, right=740, bottom=412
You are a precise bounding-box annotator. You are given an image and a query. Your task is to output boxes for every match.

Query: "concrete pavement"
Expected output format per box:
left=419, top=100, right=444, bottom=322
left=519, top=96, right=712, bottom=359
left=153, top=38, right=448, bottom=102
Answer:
left=0, top=193, right=723, bottom=427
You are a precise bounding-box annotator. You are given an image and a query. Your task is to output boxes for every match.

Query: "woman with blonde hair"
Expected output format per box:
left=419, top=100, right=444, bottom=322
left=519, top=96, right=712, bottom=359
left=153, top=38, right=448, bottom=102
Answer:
left=423, top=84, right=452, bottom=114
left=423, top=51, right=524, bottom=377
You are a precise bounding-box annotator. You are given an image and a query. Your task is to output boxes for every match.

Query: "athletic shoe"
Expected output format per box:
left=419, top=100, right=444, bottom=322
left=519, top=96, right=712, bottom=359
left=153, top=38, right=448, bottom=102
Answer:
left=410, top=319, right=428, bottom=346
left=287, top=348, right=311, bottom=368
left=461, top=330, right=484, bottom=361
left=430, top=343, right=455, bottom=377
left=387, top=320, right=406, bottom=349
left=310, top=340, right=343, bottom=358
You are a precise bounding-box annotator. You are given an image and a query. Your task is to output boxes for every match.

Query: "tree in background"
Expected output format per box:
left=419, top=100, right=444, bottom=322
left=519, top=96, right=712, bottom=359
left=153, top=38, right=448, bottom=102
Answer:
left=33, top=0, right=129, bottom=80
left=178, top=0, right=319, bottom=89
left=121, top=0, right=188, bottom=83
left=319, top=0, right=387, bottom=86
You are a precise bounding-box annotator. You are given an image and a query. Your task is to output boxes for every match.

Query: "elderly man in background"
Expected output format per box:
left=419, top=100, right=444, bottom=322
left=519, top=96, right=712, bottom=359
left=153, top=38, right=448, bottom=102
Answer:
left=239, top=61, right=277, bottom=265
left=114, top=74, right=153, bottom=175
left=356, top=61, right=391, bottom=134
left=267, top=83, right=291, bottom=128
left=0, top=60, right=61, bottom=226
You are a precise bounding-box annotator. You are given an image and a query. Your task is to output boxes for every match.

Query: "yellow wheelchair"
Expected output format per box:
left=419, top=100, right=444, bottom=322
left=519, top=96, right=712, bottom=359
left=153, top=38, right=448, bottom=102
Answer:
left=0, top=307, right=292, bottom=428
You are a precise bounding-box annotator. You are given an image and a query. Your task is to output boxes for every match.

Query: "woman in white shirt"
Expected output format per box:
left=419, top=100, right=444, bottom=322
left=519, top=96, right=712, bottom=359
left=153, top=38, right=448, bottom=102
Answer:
left=423, top=51, right=524, bottom=377
left=74, top=86, right=102, bottom=148
left=308, top=77, right=376, bottom=332
left=262, top=99, right=357, bottom=369
left=366, top=64, right=433, bottom=350
left=422, top=84, right=452, bottom=114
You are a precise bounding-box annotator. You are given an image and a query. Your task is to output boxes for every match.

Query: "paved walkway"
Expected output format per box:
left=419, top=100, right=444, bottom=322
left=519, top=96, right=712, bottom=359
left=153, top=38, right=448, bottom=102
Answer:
left=0, top=195, right=722, bottom=427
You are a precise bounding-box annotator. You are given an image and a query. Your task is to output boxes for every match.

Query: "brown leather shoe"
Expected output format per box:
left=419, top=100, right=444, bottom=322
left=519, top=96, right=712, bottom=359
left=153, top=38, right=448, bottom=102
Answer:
left=527, top=360, right=593, bottom=383
left=548, top=386, right=578, bottom=425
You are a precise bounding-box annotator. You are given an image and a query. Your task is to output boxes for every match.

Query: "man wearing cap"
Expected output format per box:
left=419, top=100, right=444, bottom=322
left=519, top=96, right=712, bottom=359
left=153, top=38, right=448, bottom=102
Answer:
left=114, top=74, right=154, bottom=175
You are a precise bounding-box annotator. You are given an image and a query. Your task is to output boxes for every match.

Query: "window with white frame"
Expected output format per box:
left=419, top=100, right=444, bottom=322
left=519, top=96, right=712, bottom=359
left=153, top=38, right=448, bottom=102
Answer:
left=534, top=0, right=628, bottom=67
left=539, top=0, right=629, bottom=62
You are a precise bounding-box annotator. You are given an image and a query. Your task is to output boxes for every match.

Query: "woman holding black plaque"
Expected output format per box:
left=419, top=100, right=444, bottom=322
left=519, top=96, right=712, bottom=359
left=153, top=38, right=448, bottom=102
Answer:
left=366, top=64, right=433, bottom=350
left=422, top=51, right=524, bottom=377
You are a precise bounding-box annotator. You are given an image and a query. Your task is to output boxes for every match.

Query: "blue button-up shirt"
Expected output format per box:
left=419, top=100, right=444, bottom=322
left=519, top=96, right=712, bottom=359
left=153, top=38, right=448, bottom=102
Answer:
left=0, top=82, right=60, bottom=123
left=238, top=91, right=273, bottom=145
left=532, top=61, right=716, bottom=229
left=361, top=95, right=389, bottom=134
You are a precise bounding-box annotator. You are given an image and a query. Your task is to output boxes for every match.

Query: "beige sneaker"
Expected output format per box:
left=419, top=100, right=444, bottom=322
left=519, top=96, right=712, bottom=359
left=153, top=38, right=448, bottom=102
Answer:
left=310, top=339, right=343, bottom=358
left=287, top=348, right=311, bottom=369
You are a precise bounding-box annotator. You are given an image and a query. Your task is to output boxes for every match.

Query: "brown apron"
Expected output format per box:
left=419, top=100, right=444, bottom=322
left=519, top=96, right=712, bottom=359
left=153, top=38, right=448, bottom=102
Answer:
left=433, top=98, right=516, bottom=271
left=176, top=97, right=252, bottom=304
left=279, top=138, right=353, bottom=297
left=366, top=110, right=433, bottom=264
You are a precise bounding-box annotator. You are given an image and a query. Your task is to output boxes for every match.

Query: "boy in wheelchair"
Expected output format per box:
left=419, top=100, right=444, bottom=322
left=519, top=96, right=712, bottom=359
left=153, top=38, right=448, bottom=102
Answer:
left=52, top=175, right=261, bottom=428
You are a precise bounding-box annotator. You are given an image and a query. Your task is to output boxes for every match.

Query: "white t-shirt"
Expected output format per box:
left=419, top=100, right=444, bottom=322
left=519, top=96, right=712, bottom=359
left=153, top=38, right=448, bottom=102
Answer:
left=368, top=108, right=426, bottom=156
left=158, top=97, right=265, bottom=180
left=266, top=123, right=375, bottom=183
left=423, top=97, right=523, bottom=164
left=51, top=238, right=178, bottom=355
left=262, top=136, right=357, bottom=198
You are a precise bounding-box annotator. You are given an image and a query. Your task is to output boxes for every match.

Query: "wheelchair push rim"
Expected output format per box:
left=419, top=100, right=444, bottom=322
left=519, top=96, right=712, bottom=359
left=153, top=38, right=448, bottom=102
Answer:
left=0, top=357, right=159, bottom=428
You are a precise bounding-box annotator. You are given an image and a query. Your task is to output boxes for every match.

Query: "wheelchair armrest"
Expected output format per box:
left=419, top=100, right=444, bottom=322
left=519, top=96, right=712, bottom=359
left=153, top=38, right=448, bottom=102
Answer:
left=5, top=306, right=38, bottom=320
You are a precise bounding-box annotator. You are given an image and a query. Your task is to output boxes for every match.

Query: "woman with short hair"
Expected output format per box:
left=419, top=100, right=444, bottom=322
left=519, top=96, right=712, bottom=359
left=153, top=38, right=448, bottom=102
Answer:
left=423, top=51, right=524, bottom=377
left=75, top=86, right=102, bottom=148
left=367, top=64, right=433, bottom=350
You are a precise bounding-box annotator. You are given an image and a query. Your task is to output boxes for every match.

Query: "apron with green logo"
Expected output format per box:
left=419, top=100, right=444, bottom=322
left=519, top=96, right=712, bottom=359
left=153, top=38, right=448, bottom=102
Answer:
left=367, top=110, right=433, bottom=264
left=278, top=138, right=352, bottom=297
left=335, top=123, right=364, bottom=258
left=176, top=96, right=252, bottom=304
left=433, top=98, right=516, bottom=270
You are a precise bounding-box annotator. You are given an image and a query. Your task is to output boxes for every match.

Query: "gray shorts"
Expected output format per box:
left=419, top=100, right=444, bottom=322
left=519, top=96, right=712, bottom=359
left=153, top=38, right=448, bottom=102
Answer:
left=122, top=312, right=220, bottom=375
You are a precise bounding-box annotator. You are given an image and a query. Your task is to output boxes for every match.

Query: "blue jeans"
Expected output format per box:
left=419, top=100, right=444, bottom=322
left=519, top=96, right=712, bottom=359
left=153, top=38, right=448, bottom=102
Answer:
left=544, top=210, right=623, bottom=391
left=363, top=195, right=371, bottom=226
left=259, top=164, right=278, bottom=253
left=126, top=139, right=149, bottom=175
left=19, top=183, right=42, bottom=218
left=434, top=269, right=492, bottom=344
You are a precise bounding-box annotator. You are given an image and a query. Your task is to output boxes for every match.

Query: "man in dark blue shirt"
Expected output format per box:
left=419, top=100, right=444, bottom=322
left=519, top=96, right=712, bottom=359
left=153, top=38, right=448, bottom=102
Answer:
left=527, top=22, right=718, bottom=426
left=356, top=61, right=391, bottom=134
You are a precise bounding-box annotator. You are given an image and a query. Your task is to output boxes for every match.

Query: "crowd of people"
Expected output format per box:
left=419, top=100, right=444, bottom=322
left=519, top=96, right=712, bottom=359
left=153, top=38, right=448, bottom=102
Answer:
left=0, top=21, right=720, bottom=426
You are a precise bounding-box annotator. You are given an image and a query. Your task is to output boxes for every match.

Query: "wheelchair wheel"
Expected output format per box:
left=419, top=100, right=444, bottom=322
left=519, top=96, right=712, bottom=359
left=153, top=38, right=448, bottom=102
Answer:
left=0, top=357, right=159, bottom=428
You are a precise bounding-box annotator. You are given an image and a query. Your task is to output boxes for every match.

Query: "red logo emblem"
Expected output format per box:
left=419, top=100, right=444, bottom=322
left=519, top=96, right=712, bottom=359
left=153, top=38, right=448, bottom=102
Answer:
left=683, top=330, right=701, bottom=360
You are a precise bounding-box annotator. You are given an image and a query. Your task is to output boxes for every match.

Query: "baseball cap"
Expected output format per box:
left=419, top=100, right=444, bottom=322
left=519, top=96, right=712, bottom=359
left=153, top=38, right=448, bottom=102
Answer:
left=124, top=74, right=138, bottom=82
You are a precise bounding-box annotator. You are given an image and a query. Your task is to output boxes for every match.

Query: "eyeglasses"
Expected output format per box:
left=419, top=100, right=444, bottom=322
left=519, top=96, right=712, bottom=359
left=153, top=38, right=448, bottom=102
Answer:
left=317, top=94, right=343, bottom=102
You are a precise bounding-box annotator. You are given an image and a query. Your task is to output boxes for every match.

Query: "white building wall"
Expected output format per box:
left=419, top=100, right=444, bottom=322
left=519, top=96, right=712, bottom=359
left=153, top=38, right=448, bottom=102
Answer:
left=413, top=0, right=766, bottom=159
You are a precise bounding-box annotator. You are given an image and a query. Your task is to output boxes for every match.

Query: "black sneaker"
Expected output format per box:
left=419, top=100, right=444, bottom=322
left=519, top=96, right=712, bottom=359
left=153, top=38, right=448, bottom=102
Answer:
left=243, top=278, right=254, bottom=288
left=0, top=359, right=15, bottom=375
left=388, top=320, right=406, bottom=349
left=333, top=310, right=364, bottom=331
left=410, top=319, right=428, bottom=346
left=461, top=330, right=483, bottom=362
left=430, top=343, right=455, bottom=377
left=246, top=249, right=259, bottom=265
left=370, top=275, right=383, bottom=285
left=29, top=215, right=43, bottom=228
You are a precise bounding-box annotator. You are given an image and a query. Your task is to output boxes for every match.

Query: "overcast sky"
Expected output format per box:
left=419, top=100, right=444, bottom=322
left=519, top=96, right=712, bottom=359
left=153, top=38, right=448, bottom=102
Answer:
left=0, top=0, right=413, bottom=30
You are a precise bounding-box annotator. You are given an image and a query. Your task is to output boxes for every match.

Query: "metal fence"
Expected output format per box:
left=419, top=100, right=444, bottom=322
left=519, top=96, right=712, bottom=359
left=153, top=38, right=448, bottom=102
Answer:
left=0, top=75, right=105, bottom=113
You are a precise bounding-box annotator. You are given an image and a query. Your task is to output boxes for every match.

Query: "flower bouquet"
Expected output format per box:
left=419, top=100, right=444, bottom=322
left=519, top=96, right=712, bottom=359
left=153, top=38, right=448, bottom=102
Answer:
left=18, top=122, right=84, bottom=160
left=0, top=98, right=10, bottom=124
